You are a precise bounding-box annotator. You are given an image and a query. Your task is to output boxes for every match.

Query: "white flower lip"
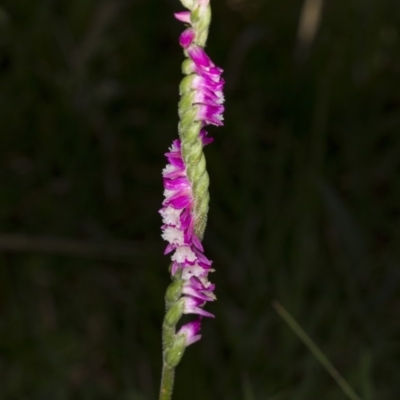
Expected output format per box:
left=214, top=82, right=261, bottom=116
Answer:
left=171, top=246, right=197, bottom=263
left=161, top=227, right=184, bottom=246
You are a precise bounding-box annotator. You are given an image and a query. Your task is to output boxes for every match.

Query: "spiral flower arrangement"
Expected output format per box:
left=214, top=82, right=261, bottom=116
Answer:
left=159, top=1, right=224, bottom=399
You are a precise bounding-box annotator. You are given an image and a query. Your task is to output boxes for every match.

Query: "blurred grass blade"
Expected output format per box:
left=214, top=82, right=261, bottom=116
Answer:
left=297, top=0, right=324, bottom=46
left=295, top=0, right=324, bottom=60
left=0, top=6, right=8, bottom=25
left=265, top=389, right=292, bottom=400
left=241, top=374, right=255, bottom=400
left=273, top=301, right=363, bottom=400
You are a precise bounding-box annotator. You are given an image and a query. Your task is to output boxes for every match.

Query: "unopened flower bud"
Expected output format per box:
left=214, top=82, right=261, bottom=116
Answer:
left=165, top=280, right=183, bottom=305
left=165, top=298, right=185, bottom=327
left=165, top=334, right=187, bottom=367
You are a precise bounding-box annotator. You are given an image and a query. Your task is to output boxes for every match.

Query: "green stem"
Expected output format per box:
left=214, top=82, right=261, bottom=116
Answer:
left=273, top=301, right=363, bottom=400
left=159, top=361, right=175, bottom=400
left=159, top=290, right=177, bottom=400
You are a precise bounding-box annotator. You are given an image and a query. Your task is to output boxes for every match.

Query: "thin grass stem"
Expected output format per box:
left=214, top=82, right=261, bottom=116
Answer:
left=273, top=301, right=363, bottom=400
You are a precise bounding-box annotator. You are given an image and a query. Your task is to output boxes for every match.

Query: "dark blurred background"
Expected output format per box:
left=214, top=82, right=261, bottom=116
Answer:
left=1, top=0, right=400, bottom=399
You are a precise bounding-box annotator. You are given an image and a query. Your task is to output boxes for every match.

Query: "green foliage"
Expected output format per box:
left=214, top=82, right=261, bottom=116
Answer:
left=0, top=0, right=399, bottom=399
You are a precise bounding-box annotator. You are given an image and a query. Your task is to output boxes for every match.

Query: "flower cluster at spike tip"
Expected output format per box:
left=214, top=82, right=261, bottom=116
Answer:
left=159, top=4, right=224, bottom=347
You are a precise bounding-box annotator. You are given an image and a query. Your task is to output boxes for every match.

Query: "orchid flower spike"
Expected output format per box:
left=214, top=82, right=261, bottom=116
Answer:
left=159, top=1, right=225, bottom=399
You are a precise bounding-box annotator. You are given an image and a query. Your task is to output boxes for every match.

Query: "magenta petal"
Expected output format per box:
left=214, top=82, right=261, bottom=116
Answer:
left=182, top=286, right=211, bottom=301
left=185, top=295, right=204, bottom=308
left=164, top=243, right=176, bottom=255
left=183, top=231, right=192, bottom=245
left=184, top=296, right=215, bottom=318
left=164, top=177, right=190, bottom=190
left=199, top=86, right=224, bottom=104
left=163, top=168, right=185, bottom=179
left=200, top=130, right=214, bottom=146
left=180, top=220, right=192, bottom=237
left=177, top=319, right=202, bottom=346
left=193, top=90, right=221, bottom=107
left=192, top=75, right=224, bottom=92
left=196, top=65, right=223, bottom=83
left=181, top=319, right=201, bottom=336
left=183, top=219, right=194, bottom=243
left=179, top=208, right=191, bottom=226
left=188, top=277, right=206, bottom=290
left=205, top=283, right=216, bottom=292
left=167, top=194, right=192, bottom=209
left=194, top=249, right=212, bottom=265
left=186, top=276, right=213, bottom=292
left=197, top=104, right=224, bottom=126
left=172, top=139, right=181, bottom=149
left=171, top=261, right=180, bottom=275
left=164, top=150, right=181, bottom=159
left=166, top=157, right=184, bottom=168
left=174, top=11, right=191, bottom=23
left=188, top=305, right=214, bottom=318
left=192, top=234, right=204, bottom=251
left=206, top=64, right=223, bottom=76
left=197, top=262, right=212, bottom=271
left=164, top=150, right=181, bottom=158
left=179, top=29, right=195, bottom=49
left=188, top=46, right=212, bottom=68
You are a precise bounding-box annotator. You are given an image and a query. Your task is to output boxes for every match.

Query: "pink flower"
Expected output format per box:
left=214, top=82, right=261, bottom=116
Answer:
left=177, top=319, right=202, bottom=346
left=179, top=29, right=195, bottom=48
